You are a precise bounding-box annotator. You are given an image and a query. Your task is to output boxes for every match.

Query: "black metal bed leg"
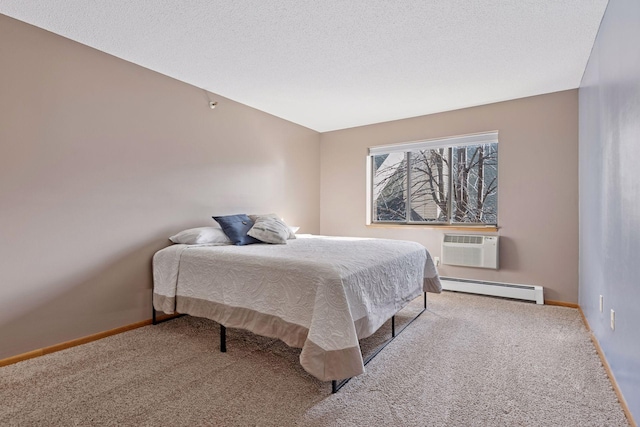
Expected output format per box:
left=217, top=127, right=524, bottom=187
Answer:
left=152, top=291, right=157, bottom=325
left=220, top=324, right=227, bottom=353
left=424, top=291, right=427, bottom=309
left=391, top=316, right=396, bottom=337
left=151, top=297, right=185, bottom=325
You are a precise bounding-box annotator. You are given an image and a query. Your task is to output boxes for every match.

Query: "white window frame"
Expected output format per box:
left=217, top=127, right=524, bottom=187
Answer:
left=367, top=131, right=499, bottom=226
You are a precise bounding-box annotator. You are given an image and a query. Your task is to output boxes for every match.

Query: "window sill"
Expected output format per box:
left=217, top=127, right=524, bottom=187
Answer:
left=366, top=223, right=499, bottom=233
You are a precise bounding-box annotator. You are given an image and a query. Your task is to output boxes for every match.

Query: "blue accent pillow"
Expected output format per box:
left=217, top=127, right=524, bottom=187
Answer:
left=212, top=214, right=261, bottom=246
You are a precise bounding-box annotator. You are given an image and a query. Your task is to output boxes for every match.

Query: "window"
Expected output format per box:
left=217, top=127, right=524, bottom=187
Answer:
left=370, top=132, right=498, bottom=225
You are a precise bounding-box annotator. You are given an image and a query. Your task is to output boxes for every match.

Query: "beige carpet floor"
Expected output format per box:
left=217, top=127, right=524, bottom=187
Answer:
left=0, top=292, right=629, bottom=426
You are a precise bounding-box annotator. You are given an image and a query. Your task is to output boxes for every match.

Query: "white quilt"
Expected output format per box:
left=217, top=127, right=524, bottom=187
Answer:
left=153, top=235, right=441, bottom=381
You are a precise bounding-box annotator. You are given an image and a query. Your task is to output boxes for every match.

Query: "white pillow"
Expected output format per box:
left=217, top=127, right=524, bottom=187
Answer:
left=249, top=213, right=296, bottom=239
left=169, top=227, right=231, bottom=245
left=247, top=216, right=291, bottom=244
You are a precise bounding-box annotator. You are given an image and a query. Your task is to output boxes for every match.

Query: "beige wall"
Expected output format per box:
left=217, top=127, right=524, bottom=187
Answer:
left=0, top=15, right=320, bottom=359
left=320, top=90, right=578, bottom=303
left=0, top=13, right=580, bottom=361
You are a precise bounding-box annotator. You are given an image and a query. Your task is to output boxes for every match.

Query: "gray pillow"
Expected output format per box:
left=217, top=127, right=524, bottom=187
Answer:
left=249, top=213, right=296, bottom=239
left=247, top=216, right=291, bottom=244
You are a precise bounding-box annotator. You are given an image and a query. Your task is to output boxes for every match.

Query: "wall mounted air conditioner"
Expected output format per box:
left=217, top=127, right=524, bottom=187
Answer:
left=442, top=234, right=499, bottom=269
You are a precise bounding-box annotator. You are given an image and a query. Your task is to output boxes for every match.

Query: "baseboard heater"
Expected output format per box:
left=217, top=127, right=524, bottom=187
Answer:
left=440, top=276, right=544, bottom=304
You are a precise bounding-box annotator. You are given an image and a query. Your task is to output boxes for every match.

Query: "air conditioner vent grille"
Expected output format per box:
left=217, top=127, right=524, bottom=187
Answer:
left=443, top=235, right=484, bottom=244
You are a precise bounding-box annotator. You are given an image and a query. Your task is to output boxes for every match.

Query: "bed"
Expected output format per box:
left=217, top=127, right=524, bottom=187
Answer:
left=153, top=234, right=441, bottom=386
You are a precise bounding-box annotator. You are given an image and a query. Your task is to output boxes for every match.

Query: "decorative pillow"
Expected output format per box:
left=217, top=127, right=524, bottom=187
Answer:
left=169, top=227, right=231, bottom=245
left=249, top=213, right=296, bottom=239
left=247, top=216, right=291, bottom=244
left=212, top=214, right=261, bottom=246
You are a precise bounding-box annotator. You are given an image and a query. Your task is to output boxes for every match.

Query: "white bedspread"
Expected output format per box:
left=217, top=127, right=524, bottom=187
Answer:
left=153, top=235, right=441, bottom=381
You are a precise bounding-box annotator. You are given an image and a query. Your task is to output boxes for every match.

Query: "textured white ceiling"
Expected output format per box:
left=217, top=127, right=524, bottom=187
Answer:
left=0, top=1, right=608, bottom=132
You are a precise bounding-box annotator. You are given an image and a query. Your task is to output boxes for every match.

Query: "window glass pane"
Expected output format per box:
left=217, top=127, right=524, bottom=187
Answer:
left=409, top=149, right=449, bottom=222
left=372, top=153, right=407, bottom=221
left=451, top=143, right=498, bottom=224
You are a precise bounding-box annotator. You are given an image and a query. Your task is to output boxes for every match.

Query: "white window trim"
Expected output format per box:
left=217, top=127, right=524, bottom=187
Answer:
left=368, top=131, right=498, bottom=155
left=367, top=131, right=499, bottom=226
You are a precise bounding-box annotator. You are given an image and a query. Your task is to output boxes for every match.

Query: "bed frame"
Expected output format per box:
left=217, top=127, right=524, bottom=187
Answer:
left=153, top=292, right=427, bottom=393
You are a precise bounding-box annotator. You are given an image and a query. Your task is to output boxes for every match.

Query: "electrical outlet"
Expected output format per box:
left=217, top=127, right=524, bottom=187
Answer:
left=434, top=257, right=440, bottom=267
left=599, top=295, right=603, bottom=313
left=610, top=309, right=615, bottom=330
